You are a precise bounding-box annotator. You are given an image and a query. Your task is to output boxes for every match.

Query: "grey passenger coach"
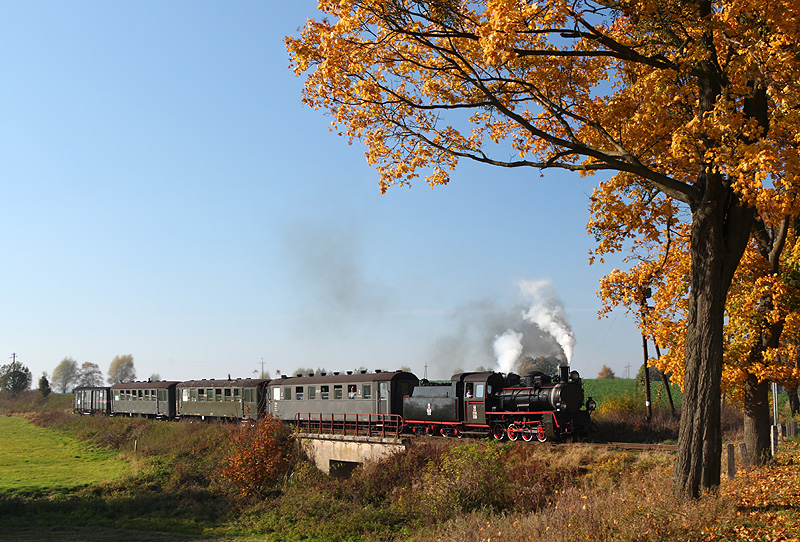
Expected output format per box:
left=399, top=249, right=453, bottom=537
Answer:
left=176, top=378, right=269, bottom=421
left=111, top=381, right=179, bottom=418
left=267, top=370, right=418, bottom=422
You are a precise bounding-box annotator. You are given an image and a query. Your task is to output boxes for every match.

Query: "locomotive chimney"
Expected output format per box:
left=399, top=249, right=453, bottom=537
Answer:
left=559, top=365, right=569, bottom=383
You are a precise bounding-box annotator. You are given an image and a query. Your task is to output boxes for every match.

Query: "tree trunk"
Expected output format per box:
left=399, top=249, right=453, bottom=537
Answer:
left=674, top=173, right=754, bottom=498
left=788, top=387, right=799, bottom=416
left=743, top=373, right=771, bottom=465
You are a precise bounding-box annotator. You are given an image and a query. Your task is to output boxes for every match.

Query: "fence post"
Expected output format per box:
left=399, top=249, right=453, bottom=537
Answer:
left=739, top=443, right=752, bottom=472
left=771, top=425, right=779, bottom=457
left=727, top=443, right=736, bottom=479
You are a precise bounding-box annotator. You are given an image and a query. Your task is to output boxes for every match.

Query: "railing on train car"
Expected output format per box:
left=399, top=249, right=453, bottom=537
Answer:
left=294, top=413, right=402, bottom=439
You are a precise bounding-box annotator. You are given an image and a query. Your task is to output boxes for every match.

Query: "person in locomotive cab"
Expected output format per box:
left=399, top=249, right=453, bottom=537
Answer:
left=465, top=383, right=473, bottom=398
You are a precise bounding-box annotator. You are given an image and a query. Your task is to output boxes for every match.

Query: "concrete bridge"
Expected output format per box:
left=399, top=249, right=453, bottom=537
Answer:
left=297, top=433, right=409, bottom=477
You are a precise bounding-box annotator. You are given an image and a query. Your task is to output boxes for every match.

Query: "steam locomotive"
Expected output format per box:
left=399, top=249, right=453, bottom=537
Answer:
left=73, top=365, right=595, bottom=442
left=403, top=365, right=595, bottom=441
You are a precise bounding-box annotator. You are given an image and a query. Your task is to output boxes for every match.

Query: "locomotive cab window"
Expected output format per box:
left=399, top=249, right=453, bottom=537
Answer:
left=475, top=384, right=485, bottom=399
left=465, top=384, right=474, bottom=398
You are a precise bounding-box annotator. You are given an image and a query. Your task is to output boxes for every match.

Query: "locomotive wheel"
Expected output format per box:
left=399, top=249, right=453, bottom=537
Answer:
left=536, top=425, right=547, bottom=443
left=520, top=427, right=534, bottom=442
left=507, top=424, right=519, bottom=441
left=492, top=424, right=506, bottom=441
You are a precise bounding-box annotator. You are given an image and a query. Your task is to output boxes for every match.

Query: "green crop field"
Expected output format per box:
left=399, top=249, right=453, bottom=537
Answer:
left=0, top=415, right=129, bottom=494
left=582, top=378, right=684, bottom=409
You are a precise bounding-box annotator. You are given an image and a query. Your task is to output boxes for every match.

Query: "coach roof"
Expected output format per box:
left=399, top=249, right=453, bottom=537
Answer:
left=177, top=378, right=271, bottom=388
left=110, top=381, right=180, bottom=390
left=272, top=370, right=417, bottom=386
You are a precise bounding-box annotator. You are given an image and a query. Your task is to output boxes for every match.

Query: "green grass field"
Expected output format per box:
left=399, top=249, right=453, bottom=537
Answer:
left=0, top=415, right=129, bottom=494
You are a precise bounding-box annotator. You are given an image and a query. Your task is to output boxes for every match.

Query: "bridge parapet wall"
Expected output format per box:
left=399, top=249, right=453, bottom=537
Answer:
left=297, top=433, right=408, bottom=475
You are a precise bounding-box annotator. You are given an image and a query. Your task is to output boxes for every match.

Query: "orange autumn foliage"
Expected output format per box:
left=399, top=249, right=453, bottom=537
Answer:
left=220, top=416, right=294, bottom=497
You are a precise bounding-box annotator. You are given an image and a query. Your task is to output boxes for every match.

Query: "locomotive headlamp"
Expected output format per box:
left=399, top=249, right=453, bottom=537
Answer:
left=586, top=397, right=597, bottom=412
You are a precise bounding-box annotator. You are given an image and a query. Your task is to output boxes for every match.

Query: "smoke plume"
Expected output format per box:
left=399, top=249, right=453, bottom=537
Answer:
left=492, top=329, right=523, bottom=374
left=519, top=279, right=575, bottom=363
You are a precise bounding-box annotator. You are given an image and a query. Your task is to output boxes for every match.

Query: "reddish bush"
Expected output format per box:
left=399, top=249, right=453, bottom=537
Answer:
left=220, top=416, right=295, bottom=497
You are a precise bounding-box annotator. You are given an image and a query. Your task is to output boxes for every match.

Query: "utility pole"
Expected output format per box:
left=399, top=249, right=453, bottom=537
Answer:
left=640, top=288, right=653, bottom=424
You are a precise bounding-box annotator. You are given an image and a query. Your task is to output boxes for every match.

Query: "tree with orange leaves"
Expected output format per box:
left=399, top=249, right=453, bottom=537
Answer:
left=595, top=201, right=800, bottom=464
left=287, top=0, right=800, bottom=496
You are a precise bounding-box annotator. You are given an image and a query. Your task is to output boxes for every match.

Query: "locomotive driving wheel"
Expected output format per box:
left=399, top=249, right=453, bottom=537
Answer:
left=492, top=424, right=506, bottom=441
left=507, top=423, right=519, bottom=441
left=520, top=426, right=534, bottom=442
left=536, top=424, right=547, bottom=442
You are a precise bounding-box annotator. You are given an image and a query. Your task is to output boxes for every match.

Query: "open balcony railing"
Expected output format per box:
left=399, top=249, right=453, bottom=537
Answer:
left=294, top=412, right=402, bottom=438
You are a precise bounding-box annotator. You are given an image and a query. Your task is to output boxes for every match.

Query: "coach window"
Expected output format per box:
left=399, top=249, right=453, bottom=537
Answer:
left=321, top=385, right=329, bottom=400
left=348, top=385, right=357, bottom=399
left=283, top=387, right=291, bottom=400
left=296, top=386, right=304, bottom=400
left=114, top=390, right=121, bottom=401
left=138, top=390, right=143, bottom=400
left=233, top=388, right=241, bottom=401
left=214, top=389, right=222, bottom=402
left=363, top=384, right=371, bottom=399
left=334, top=385, right=343, bottom=400
left=198, top=389, right=206, bottom=401
left=475, top=384, right=485, bottom=399
left=273, top=387, right=281, bottom=401
left=308, top=386, right=316, bottom=399
left=224, top=388, right=232, bottom=402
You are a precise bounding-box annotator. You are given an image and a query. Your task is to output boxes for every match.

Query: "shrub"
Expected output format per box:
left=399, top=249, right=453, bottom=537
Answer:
left=404, top=442, right=507, bottom=522
left=219, top=416, right=295, bottom=497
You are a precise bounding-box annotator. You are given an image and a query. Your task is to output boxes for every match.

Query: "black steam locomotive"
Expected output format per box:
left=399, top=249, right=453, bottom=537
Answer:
left=403, top=365, right=595, bottom=441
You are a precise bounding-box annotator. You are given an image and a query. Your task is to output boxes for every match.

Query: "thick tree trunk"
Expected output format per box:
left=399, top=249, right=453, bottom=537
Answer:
left=674, top=174, right=754, bottom=498
left=743, top=373, right=771, bottom=465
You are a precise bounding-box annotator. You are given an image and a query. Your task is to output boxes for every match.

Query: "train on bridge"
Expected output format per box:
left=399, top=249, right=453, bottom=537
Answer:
left=73, top=365, right=595, bottom=442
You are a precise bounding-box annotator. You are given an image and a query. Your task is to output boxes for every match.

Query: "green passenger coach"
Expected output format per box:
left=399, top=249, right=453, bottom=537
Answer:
left=176, top=378, right=270, bottom=420
left=110, top=381, right=179, bottom=418
left=267, top=370, right=418, bottom=421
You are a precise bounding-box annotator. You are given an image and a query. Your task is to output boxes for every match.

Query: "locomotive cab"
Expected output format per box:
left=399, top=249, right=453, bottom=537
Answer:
left=460, top=372, right=505, bottom=426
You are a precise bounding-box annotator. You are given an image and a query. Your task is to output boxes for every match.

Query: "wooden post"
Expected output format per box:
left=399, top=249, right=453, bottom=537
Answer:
left=727, top=443, right=736, bottom=479
left=654, top=343, right=677, bottom=418
left=739, top=443, right=752, bottom=471
left=771, top=425, right=779, bottom=457
left=641, top=333, right=653, bottom=423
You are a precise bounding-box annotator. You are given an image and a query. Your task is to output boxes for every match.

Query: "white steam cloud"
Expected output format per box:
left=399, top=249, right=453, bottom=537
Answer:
left=490, top=278, right=576, bottom=373
left=519, top=279, right=575, bottom=364
left=492, top=329, right=523, bottom=374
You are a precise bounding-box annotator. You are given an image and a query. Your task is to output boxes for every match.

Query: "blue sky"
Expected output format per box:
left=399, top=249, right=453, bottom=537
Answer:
left=1, top=1, right=643, bottom=385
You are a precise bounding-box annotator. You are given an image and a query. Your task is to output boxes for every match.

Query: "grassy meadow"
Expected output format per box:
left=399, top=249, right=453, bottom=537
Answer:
left=0, top=415, right=129, bottom=494
left=0, top=387, right=798, bottom=541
